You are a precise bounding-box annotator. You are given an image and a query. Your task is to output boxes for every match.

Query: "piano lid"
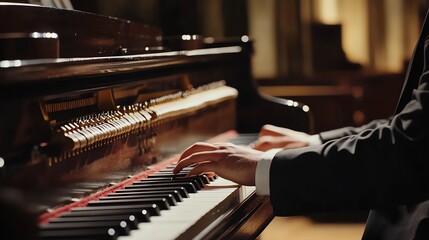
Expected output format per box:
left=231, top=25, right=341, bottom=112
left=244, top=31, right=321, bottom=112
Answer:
left=0, top=3, right=163, bottom=58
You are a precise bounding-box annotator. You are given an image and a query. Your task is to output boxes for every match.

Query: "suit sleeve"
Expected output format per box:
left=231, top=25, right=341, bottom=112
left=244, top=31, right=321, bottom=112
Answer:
left=269, top=71, right=429, bottom=216
left=319, top=118, right=391, bottom=142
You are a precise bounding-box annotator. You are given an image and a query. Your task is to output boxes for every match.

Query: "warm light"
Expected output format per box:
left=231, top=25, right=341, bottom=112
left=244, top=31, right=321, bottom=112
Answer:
left=314, top=0, right=340, bottom=24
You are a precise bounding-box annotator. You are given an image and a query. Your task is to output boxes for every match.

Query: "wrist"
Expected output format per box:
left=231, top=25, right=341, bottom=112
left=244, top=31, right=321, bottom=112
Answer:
left=255, top=148, right=281, bottom=195
left=308, top=134, right=322, bottom=145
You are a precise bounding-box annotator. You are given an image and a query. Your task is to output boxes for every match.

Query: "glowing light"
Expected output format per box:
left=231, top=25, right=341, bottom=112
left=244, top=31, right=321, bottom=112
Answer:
left=302, top=105, right=310, bottom=112
left=108, top=228, right=116, bottom=236
left=0, top=61, right=10, bottom=68
left=120, top=221, right=127, bottom=228
left=13, top=60, right=21, bottom=67
left=181, top=35, right=191, bottom=41
left=0, top=157, right=4, bottom=168
left=293, top=101, right=299, bottom=107
left=241, top=35, right=249, bottom=42
left=0, top=60, right=21, bottom=68
left=30, top=32, right=58, bottom=39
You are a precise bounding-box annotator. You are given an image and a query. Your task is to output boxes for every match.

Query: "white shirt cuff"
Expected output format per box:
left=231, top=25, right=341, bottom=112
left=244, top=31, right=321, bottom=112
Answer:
left=255, top=148, right=282, bottom=196
left=308, top=134, right=322, bottom=145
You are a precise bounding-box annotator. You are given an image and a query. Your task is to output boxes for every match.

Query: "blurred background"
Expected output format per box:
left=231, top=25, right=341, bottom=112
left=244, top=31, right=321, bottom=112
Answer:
left=5, top=0, right=429, bottom=239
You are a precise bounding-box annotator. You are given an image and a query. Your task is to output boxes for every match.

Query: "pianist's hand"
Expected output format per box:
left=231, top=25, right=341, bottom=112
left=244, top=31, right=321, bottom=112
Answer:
left=173, top=142, right=262, bottom=186
left=251, top=124, right=311, bottom=151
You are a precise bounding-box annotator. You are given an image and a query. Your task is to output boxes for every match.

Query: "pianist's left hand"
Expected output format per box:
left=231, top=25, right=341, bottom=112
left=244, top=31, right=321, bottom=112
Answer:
left=251, top=124, right=311, bottom=151
left=173, top=142, right=262, bottom=186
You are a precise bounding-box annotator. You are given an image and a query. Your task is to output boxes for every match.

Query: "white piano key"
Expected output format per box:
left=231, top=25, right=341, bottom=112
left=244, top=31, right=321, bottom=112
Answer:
left=118, top=177, right=255, bottom=240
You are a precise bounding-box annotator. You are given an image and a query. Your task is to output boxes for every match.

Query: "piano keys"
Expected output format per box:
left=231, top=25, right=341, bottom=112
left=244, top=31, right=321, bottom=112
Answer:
left=37, top=133, right=270, bottom=240
left=39, top=153, right=260, bottom=239
left=0, top=3, right=311, bottom=240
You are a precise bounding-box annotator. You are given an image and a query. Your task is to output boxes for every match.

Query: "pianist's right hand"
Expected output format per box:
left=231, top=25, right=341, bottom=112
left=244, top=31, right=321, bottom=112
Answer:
left=173, top=142, right=262, bottom=186
left=251, top=124, right=316, bottom=151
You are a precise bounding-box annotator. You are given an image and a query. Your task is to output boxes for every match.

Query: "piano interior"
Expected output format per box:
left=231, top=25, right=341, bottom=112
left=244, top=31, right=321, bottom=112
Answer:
left=0, top=3, right=311, bottom=240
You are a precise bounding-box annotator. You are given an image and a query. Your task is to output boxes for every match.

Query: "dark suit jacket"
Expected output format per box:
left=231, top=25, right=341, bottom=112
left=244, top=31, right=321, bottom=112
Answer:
left=269, top=10, right=429, bottom=240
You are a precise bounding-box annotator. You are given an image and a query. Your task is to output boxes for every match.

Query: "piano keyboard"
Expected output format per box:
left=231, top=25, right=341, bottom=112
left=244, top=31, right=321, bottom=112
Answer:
left=38, top=134, right=259, bottom=240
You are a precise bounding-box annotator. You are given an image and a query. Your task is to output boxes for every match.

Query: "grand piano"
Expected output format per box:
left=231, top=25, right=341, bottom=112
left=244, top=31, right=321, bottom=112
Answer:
left=0, top=3, right=311, bottom=240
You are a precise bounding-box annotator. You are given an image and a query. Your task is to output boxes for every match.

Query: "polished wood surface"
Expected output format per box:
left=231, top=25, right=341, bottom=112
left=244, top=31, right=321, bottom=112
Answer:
left=260, top=216, right=365, bottom=240
left=0, top=3, right=162, bottom=58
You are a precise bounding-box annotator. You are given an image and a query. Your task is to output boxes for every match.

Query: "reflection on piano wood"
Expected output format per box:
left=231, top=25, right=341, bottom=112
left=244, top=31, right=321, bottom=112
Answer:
left=0, top=3, right=311, bottom=240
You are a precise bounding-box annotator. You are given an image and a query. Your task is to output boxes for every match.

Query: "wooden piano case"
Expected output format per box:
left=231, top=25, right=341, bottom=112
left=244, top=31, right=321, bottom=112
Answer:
left=0, top=3, right=311, bottom=239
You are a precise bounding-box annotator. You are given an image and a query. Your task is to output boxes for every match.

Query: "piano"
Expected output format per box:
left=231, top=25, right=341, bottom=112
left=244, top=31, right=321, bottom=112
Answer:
left=0, top=3, right=311, bottom=240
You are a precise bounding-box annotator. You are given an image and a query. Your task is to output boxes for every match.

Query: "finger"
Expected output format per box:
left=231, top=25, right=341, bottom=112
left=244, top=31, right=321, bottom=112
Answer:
left=282, top=142, right=308, bottom=149
left=260, top=124, right=284, bottom=137
left=205, top=172, right=216, bottom=179
left=186, top=162, right=217, bottom=177
left=252, top=136, right=291, bottom=151
left=173, top=150, right=227, bottom=174
left=212, top=142, right=236, bottom=149
left=180, top=142, right=217, bottom=160
left=251, top=142, right=270, bottom=151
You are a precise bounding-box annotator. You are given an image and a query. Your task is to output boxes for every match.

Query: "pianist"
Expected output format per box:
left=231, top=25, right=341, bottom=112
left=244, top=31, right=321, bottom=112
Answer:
left=173, top=8, right=429, bottom=240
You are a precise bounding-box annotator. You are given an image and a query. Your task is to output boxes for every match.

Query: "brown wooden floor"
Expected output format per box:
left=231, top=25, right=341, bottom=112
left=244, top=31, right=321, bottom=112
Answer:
left=259, top=216, right=366, bottom=240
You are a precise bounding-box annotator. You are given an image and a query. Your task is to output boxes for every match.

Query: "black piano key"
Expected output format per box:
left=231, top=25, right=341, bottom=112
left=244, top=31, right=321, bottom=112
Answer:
left=209, top=174, right=218, bottom=181
left=115, top=186, right=189, bottom=198
left=40, top=220, right=130, bottom=236
left=148, top=172, right=206, bottom=181
left=149, top=172, right=188, bottom=177
left=108, top=190, right=183, bottom=202
left=60, top=208, right=151, bottom=222
left=164, top=165, right=194, bottom=172
left=39, top=228, right=118, bottom=240
left=48, top=214, right=140, bottom=229
left=161, top=167, right=217, bottom=182
left=99, top=194, right=178, bottom=206
left=71, top=204, right=161, bottom=216
left=125, top=182, right=197, bottom=193
left=148, top=174, right=209, bottom=185
left=87, top=198, right=171, bottom=210
left=135, top=178, right=202, bottom=190
left=198, top=174, right=211, bottom=184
